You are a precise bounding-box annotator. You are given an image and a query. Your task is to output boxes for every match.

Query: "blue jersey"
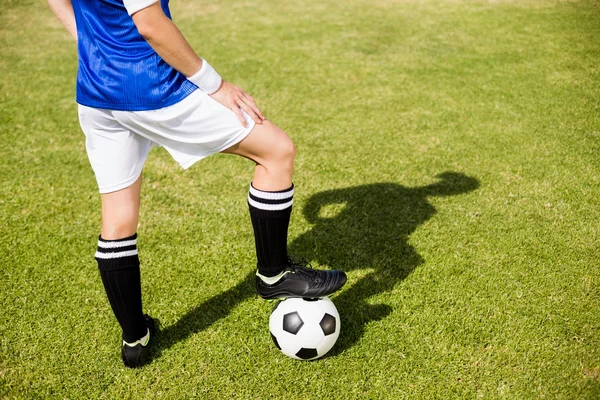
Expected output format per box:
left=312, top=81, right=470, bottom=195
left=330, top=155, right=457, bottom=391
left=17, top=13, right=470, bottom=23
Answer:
left=72, top=0, right=197, bottom=111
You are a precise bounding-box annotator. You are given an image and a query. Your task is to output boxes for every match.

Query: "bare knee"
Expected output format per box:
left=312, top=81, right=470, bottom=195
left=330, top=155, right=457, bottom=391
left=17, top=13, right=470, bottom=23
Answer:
left=264, top=120, right=295, bottom=160
left=273, top=134, right=296, bottom=172
left=254, top=127, right=296, bottom=189
left=223, top=121, right=296, bottom=189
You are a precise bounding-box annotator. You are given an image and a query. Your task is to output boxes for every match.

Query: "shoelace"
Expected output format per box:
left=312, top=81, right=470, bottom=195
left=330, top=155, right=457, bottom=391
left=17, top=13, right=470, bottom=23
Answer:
left=287, top=256, right=313, bottom=271
left=287, top=257, right=324, bottom=282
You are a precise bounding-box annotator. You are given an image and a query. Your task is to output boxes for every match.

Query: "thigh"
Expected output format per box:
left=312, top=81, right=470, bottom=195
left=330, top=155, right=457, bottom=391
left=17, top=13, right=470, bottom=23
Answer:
left=78, top=105, right=152, bottom=194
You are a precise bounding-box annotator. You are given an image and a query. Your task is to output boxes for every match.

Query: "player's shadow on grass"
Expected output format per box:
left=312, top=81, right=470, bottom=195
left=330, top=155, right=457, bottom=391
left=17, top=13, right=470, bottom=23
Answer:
left=152, top=271, right=257, bottom=360
left=287, top=172, right=479, bottom=355
left=153, top=172, right=479, bottom=359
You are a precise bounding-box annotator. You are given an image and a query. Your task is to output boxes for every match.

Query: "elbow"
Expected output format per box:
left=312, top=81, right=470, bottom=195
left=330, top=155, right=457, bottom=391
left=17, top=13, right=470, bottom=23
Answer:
left=131, top=5, right=166, bottom=41
left=135, top=22, right=157, bottom=41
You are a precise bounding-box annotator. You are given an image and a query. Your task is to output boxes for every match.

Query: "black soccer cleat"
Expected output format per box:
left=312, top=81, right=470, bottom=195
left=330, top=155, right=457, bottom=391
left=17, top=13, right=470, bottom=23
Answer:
left=256, top=259, right=347, bottom=300
left=121, top=314, right=156, bottom=368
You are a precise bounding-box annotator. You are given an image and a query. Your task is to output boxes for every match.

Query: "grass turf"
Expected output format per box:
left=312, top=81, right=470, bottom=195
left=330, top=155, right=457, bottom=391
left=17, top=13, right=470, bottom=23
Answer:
left=1, top=0, right=599, bottom=398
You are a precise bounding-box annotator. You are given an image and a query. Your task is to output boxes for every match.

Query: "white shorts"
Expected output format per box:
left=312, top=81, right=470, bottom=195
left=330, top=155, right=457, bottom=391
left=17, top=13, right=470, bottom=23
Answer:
left=78, top=90, right=255, bottom=194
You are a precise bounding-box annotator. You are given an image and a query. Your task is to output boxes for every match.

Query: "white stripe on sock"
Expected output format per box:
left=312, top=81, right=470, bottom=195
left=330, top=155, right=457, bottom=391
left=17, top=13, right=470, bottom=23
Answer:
left=97, top=239, right=137, bottom=249
left=94, top=249, right=138, bottom=259
left=249, top=185, right=294, bottom=201
left=248, top=196, right=293, bottom=211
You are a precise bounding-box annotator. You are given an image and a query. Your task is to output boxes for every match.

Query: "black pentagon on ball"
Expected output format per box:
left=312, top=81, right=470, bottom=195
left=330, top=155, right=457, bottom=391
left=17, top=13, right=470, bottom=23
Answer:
left=295, top=347, right=318, bottom=360
left=282, top=311, right=304, bottom=334
left=319, top=313, right=337, bottom=336
left=270, top=332, right=281, bottom=350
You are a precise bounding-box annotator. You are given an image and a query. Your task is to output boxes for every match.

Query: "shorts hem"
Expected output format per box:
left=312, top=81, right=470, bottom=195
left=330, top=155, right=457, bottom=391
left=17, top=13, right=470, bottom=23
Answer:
left=98, top=170, right=143, bottom=194
left=179, top=119, right=256, bottom=170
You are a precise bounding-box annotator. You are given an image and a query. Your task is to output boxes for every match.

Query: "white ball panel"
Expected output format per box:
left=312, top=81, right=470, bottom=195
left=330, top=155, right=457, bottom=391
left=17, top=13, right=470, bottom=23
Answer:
left=269, top=297, right=341, bottom=360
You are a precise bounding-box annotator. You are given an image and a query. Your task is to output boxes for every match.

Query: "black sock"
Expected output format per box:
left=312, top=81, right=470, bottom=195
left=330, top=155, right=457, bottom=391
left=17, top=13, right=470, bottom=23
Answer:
left=248, top=183, right=294, bottom=277
left=95, top=233, right=147, bottom=343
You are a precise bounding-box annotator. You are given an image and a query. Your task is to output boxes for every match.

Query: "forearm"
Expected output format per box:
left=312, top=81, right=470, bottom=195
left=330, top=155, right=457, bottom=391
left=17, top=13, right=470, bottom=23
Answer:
left=132, top=3, right=202, bottom=77
left=47, top=0, right=77, bottom=41
left=130, top=1, right=262, bottom=125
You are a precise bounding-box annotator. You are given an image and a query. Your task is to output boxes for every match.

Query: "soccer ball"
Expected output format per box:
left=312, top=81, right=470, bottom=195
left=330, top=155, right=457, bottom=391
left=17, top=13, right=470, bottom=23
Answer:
left=269, top=297, right=340, bottom=360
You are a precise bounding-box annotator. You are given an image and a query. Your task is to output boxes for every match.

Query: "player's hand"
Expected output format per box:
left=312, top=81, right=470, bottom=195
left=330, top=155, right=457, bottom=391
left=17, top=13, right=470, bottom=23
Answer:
left=210, top=81, right=266, bottom=128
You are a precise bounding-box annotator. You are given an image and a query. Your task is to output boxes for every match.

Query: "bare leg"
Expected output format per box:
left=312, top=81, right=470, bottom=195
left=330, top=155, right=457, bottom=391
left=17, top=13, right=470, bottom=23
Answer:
left=224, top=120, right=348, bottom=298
left=95, top=174, right=148, bottom=352
left=222, top=120, right=295, bottom=191
left=100, top=174, right=142, bottom=240
left=222, top=120, right=295, bottom=277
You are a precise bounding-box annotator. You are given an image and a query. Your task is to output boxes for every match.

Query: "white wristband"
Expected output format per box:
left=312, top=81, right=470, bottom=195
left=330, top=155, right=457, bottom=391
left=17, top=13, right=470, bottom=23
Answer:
left=187, top=59, right=222, bottom=94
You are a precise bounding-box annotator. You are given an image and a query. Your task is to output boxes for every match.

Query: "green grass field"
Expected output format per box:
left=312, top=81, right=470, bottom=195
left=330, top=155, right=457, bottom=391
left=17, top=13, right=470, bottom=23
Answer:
left=1, top=0, right=599, bottom=398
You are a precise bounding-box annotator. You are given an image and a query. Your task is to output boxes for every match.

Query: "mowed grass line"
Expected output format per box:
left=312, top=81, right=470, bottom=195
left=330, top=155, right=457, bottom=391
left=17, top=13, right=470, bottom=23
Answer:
left=1, top=0, right=599, bottom=398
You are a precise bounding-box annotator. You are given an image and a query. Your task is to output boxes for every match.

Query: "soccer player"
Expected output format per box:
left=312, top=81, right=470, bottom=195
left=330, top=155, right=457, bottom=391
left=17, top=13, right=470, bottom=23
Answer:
left=47, top=0, right=347, bottom=368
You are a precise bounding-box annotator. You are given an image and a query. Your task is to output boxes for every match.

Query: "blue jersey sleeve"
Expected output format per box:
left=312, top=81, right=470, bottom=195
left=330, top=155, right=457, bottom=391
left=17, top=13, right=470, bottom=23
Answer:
left=73, top=0, right=197, bottom=111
